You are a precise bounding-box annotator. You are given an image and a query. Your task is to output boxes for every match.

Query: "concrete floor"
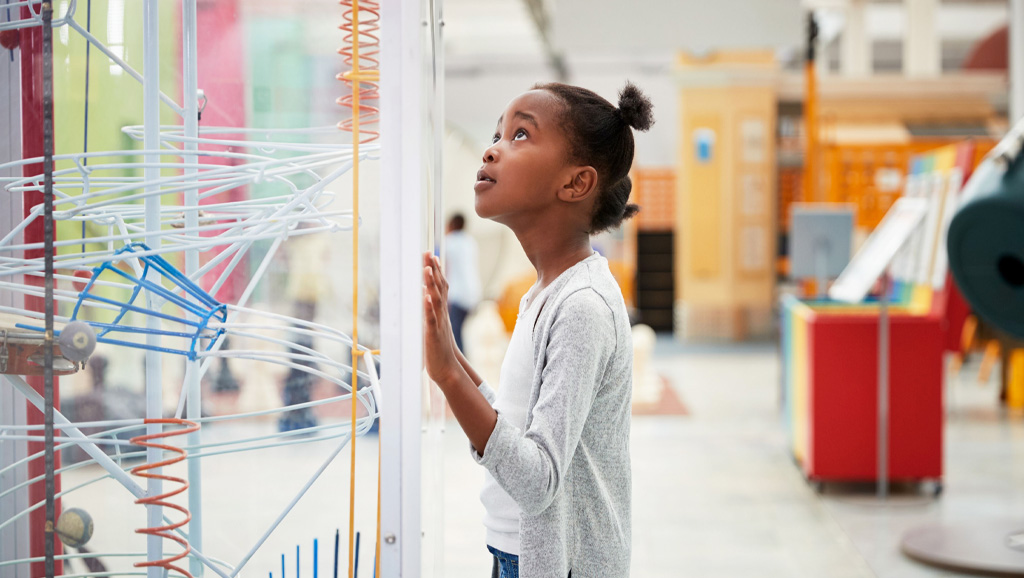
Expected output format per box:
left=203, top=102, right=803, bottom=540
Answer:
left=55, top=339, right=1024, bottom=577
left=443, top=339, right=1024, bottom=577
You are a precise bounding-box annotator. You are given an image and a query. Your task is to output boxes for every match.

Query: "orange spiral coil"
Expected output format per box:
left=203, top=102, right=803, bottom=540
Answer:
left=130, top=418, right=200, bottom=578
left=337, top=0, right=380, bottom=142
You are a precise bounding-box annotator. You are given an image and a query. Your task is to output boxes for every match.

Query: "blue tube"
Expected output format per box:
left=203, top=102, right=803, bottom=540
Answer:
left=333, top=529, right=339, bottom=578
left=354, top=531, right=360, bottom=578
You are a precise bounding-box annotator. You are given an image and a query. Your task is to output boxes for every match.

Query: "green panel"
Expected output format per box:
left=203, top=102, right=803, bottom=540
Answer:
left=50, top=0, right=181, bottom=320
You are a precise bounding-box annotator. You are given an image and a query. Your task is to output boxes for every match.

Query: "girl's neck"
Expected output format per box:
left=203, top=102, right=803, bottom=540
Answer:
left=514, top=225, right=593, bottom=291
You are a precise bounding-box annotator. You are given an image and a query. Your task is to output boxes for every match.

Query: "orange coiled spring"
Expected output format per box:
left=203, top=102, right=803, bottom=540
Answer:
left=337, top=0, right=380, bottom=142
left=130, top=418, right=200, bottom=578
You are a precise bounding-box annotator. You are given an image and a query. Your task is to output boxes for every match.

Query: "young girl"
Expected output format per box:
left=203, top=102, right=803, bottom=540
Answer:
left=423, top=81, right=654, bottom=578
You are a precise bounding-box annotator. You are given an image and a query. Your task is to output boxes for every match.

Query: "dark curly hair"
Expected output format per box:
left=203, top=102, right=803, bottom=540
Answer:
left=534, top=81, right=655, bottom=234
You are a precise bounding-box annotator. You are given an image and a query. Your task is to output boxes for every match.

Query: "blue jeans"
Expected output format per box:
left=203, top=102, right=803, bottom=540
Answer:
left=488, top=546, right=519, bottom=578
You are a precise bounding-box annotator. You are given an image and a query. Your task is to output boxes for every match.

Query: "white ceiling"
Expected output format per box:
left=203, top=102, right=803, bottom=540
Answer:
left=442, top=0, right=1011, bottom=167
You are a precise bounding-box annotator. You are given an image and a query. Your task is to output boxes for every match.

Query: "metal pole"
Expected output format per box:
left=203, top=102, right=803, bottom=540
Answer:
left=1011, top=0, right=1024, bottom=124
left=182, top=0, right=203, bottom=574
left=142, top=0, right=164, bottom=574
left=877, top=270, right=890, bottom=500
left=41, top=0, right=56, bottom=575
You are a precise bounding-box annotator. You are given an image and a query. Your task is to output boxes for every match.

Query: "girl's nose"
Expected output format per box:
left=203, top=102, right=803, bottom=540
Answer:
left=482, top=143, right=499, bottom=163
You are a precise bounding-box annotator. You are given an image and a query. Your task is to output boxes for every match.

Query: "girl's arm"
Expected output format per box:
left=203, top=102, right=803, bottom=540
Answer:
left=423, top=253, right=496, bottom=453
left=454, top=343, right=484, bottom=387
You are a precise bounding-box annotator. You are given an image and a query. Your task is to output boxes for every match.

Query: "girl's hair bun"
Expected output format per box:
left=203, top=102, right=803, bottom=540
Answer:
left=617, top=81, right=654, bottom=132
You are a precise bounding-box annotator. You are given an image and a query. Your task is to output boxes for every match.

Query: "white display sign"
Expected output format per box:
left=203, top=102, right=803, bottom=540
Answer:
left=829, top=197, right=929, bottom=303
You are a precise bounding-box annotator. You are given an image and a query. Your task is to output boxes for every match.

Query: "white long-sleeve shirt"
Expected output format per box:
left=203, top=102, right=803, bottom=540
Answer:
left=471, top=253, right=633, bottom=578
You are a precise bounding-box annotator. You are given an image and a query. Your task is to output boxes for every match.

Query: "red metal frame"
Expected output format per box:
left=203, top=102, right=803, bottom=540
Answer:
left=19, top=14, right=63, bottom=575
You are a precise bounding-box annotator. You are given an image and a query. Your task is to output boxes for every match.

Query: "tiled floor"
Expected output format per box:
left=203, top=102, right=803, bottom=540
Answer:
left=55, top=339, right=1024, bottom=577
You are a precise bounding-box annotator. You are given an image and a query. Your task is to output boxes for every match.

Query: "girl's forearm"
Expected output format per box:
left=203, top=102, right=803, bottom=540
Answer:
left=454, top=346, right=484, bottom=387
left=439, top=364, right=497, bottom=455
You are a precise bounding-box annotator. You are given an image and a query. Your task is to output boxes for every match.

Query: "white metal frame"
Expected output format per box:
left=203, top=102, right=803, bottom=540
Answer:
left=379, top=0, right=425, bottom=575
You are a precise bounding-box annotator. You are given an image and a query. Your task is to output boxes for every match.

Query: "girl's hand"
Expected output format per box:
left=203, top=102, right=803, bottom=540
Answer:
left=423, top=252, right=460, bottom=387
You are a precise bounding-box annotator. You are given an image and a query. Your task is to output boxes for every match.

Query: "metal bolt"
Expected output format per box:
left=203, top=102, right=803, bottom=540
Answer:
left=384, top=533, right=396, bottom=545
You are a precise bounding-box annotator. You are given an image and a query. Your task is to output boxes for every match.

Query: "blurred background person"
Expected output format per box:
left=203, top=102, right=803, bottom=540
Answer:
left=445, top=213, right=481, bottom=352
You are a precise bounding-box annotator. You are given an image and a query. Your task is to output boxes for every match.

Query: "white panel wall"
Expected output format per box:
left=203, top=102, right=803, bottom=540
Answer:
left=0, top=41, right=30, bottom=578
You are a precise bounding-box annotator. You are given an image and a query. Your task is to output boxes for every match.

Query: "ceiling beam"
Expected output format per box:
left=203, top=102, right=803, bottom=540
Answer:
left=522, top=0, right=569, bottom=81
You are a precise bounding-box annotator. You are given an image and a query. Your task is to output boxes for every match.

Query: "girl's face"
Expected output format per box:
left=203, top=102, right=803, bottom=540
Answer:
left=474, top=90, right=574, bottom=225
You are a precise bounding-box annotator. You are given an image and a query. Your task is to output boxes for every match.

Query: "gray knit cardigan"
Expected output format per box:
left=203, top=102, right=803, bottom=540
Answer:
left=472, top=253, right=632, bottom=578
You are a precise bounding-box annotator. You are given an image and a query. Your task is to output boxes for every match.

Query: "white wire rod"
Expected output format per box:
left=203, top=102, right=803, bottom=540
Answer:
left=63, top=17, right=184, bottom=117
left=0, top=209, right=349, bottom=254
left=0, top=554, right=236, bottom=578
left=0, top=434, right=134, bottom=445
left=0, top=413, right=373, bottom=499
left=0, top=471, right=131, bottom=535
left=205, top=333, right=366, bottom=380
left=0, top=146, right=360, bottom=194
left=365, top=350, right=382, bottom=416
left=0, top=417, right=143, bottom=431
left=0, top=384, right=375, bottom=432
left=0, top=430, right=374, bottom=555
left=0, top=142, right=349, bottom=187
left=187, top=425, right=362, bottom=461
left=0, top=293, right=119, bottom=321
left=3, top=375, right=146, bottom=495
left=227, top=433, right=351, bottom=578
left=8, top=167, right=330, bottom=219
left=223, top=306, right=371, bottom=349
left=0, top=553, right=144, bottom=569
left=197, top=237, right=251, bottom=299
left=0, top=148, right=357, bottom=204
left=52, top=194, right=346, bottom=223
left=182, top=417, right=376, bottom=454
left=28, top=270, right=177, bottom=293
left=0, top=277, right=130, bottom=309
left=129, top=124, right=353, bottom=138
left=6, top=171, right=354, bottom=253
left=0, top=432, right=143, bottom=501
left=3, top=423, right=369, bottom=578
left=122, top=125, right=374, bottom=154
left=179, top=227, right=285, bottom=403
left=196, top=351, right=375, bottom=403
left=215, top=322, right=357, bottom=348
left=4, top=374, right=302, bottom=578
left=208, top=336, right=354, bottom=374
left=0, top=468, right=233, bottom=578
left=0, top=303, right=74, bottom=324
left=0, top=0, right=76, bottom=32
left=205, top=347, right=380, bottom=418
left=0, top=223, right=341, bottom=279
left=0, top=216, right=341, bottom=265
left=0, top=430, right=144, bottom=499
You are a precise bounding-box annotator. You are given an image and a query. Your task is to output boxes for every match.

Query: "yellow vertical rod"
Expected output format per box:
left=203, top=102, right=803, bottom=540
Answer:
left=349, top=0, right=361, bottom=577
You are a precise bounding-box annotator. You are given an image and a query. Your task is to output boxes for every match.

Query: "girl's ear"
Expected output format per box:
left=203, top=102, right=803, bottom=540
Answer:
left=557, top=166, right=598, bottom=203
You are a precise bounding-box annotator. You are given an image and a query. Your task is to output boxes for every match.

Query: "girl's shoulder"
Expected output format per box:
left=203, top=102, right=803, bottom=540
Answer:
left=539, top=256, right=626, bottom=333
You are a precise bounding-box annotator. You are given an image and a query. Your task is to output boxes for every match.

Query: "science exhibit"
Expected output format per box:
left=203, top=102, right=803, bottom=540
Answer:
left=2, top=0, right=1024, bottom=576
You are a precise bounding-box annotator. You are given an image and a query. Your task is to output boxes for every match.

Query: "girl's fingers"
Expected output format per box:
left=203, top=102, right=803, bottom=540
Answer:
left=424, top=292, right=436, bottom=324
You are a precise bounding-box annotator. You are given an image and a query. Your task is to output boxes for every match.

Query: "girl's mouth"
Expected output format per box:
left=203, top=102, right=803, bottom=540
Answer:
left=475, top=169, right=496, bottom=192
left=476, top=169, right=496, bottom=184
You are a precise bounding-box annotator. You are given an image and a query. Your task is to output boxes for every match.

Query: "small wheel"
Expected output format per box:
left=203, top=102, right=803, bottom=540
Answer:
left=932, top=481, right=944, bottom=497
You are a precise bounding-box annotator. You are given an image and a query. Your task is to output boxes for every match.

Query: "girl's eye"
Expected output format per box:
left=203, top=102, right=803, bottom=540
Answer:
left=491, top=133, right=500, bottom=145
left=513, top=129, right=528, bottom=141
